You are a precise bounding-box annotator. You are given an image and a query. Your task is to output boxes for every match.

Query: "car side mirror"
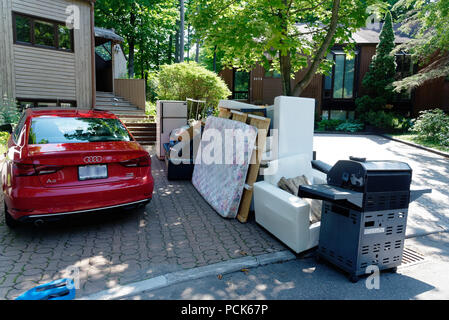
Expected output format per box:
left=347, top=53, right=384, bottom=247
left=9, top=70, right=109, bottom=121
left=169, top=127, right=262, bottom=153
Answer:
left=0, top=124, right=13, bottom=134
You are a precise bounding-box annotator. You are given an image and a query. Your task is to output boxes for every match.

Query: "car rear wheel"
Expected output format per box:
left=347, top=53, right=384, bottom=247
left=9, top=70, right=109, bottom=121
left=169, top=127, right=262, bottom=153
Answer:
left=4, top=202, right=19, bottom=228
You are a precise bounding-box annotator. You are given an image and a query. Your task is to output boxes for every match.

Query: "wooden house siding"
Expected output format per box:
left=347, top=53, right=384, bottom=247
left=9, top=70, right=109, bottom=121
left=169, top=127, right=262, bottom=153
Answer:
left=414, top=77, right=449, bottom=115
left=113, top=45, right=128, bottom=79
left=14, top=45, right=76, bottom=100
left=12, top=0, right=73, bottom=21
left=0, top=0, right=15, bottom=99
left=219, top=69, right=233, bottom=95
left=261, top=77, right=281, bottom=105
left=357, top=44, right=376, bottom=97
left=250, top=65, right=264, bottom=105
left=294, top=70, right=323, bottom=114
left=4, top=0, right=93, bottom=108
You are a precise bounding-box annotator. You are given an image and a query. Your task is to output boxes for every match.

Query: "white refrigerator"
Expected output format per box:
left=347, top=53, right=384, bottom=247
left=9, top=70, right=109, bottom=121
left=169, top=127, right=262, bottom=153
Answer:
left=156, top=100, right=188, bottom=160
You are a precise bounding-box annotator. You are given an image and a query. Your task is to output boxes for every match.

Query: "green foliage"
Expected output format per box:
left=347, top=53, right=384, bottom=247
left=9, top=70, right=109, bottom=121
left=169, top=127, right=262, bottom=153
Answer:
left=145, top=101, right=156, bottom=117
left=95, top=0, right=178, bottom=77
left=0, top=96, right=20, bottom=126
left=315, top=119, right=344, bottom=131
left=198, top=43, right=226, bottom=73
left=146, top=72, right=159, bottom=102
left=393, top=0, right=449, bottom=91
left=410, top=109, right=449, bottom=146
left=0, top=131, right=10, bottom=154
left=364, top=110, right=411, bottom=132
left=356, top=11, right=397, bottom=117
left=335, top=121, right=364, bottom=133
left=190, top=0, right=376, bottom=95
left=156, top=62, right=231, bottom=112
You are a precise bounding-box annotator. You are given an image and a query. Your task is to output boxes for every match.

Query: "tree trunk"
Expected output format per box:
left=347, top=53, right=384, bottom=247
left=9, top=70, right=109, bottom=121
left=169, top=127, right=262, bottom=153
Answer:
left=278, top=1, right=292, bottom=96
left=174, top=23, right=180, bottom=63
left=187, top=25, right=190, bottom=61
left=128, top=8, right=136, bottom=78
left=280, top=51, right=292, bottom=96
left=213, top=45, right=217, bottom=72
left=156, top=40, right=160, bottom=68
left=179, top=0, right=185, bottom=62
left=168, top=34, right=173, bottom=63
left=195, top=41, right=200, bottom=63
left=293, top=0, right=341, bottom=96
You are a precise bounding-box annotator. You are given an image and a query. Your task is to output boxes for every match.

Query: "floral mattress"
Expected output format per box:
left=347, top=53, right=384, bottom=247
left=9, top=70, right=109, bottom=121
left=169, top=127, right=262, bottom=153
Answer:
left=192, top=116, right=258, bottom=218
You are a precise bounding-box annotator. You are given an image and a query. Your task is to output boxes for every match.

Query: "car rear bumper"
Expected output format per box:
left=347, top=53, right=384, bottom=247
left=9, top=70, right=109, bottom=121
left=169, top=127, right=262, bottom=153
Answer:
left=4, top=177, right=154, bottom=220
left=18, top=198, right=152, bottom=222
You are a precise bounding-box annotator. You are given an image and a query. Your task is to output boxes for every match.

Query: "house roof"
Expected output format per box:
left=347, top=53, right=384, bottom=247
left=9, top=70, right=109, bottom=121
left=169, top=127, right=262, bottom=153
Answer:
left=352, top=24, right=411, bottom=44
left=295, top=23, right=412, bottom=45
left=94, top=27, right=124, bottom=43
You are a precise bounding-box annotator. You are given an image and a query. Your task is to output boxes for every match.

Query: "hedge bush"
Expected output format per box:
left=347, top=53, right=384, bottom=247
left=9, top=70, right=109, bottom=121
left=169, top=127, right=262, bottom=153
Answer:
left=364, top=110, right=411, bottom=132
left=315, top=119, right=344, bottom=131
left=156, top=62, right=231, bottom=117
left=410, top=109, right=449, bottom=146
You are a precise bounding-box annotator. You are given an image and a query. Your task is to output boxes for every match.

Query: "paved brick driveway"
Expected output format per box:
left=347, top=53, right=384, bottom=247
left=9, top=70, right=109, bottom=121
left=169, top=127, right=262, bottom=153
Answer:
left=0, top=148, right=285, bottom=300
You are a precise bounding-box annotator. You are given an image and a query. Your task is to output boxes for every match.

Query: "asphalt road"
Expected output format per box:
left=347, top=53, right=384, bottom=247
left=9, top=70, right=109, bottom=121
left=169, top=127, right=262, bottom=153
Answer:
left=313, top=134, right=449, bottom=237
left=126, top=232, right=449, bottom=300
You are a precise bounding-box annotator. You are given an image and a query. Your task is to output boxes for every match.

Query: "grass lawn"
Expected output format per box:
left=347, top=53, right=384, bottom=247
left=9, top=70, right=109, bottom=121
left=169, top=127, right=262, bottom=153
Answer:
left=389, top=133, right=449, bottom=153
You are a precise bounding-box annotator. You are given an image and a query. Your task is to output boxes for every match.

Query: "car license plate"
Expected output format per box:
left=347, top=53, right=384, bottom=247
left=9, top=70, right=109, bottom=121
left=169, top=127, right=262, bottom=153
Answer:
left=78, top=165, right=108, bottom=181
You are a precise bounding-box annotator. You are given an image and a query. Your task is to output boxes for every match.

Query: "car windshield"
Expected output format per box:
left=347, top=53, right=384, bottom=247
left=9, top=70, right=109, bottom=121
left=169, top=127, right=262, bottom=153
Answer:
left=28, top=116, right=133, bottom=144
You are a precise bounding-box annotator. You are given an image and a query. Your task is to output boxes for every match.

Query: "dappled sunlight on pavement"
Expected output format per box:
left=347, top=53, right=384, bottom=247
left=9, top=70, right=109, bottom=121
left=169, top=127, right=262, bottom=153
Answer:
left=0, top=148, right=285, bottom=300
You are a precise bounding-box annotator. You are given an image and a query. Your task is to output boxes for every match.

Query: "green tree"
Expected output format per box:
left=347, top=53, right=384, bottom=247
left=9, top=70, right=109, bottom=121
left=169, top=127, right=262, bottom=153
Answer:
left=190, top=0, right=377, bottom=96
left=356, top=11, right=397, bottom=118
left=392, top=0, right=449, bottom=91
left=198, top=43, right=225, bottom=73
left=95, top=0, right=178, bottom=78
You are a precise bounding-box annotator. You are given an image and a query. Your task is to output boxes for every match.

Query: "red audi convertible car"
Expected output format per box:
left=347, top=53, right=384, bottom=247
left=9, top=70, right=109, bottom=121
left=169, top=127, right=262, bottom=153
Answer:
left=1, top=108, right=154, bottom=228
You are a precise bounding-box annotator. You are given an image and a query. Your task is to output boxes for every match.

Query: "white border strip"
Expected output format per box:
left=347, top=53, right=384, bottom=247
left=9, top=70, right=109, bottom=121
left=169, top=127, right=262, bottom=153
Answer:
left=82, top=250, right=295, bottom=300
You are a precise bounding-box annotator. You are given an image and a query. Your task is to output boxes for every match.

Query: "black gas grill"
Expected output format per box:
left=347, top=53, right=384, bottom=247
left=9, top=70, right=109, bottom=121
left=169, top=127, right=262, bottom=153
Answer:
left=299, top=157, right=431, bottom=282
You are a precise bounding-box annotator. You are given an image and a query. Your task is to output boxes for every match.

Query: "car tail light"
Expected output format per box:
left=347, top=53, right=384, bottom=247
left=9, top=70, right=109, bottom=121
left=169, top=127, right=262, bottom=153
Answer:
left=13, top=163, right=36, bottom=176
left=13, top=163, right=62, bottom=176
left=120, top=155, right=151, bottom=167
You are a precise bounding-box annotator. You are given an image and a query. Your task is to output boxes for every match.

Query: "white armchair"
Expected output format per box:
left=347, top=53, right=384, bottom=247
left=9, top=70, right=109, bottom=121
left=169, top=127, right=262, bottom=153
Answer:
left=254, top=154, right=327, bottom=254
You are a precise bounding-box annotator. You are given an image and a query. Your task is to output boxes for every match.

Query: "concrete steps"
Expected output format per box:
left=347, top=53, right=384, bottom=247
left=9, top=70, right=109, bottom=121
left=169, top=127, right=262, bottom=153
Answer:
left=95, top=91, right=146, bottom=116
left=95, top=92, right=156, bottom=145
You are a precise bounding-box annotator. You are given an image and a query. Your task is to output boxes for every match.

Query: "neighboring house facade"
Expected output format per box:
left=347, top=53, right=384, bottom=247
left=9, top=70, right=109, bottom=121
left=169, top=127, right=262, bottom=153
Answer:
left=220, top=26, right=449, bottom=119
left=0, top=0, right=129, bottom=110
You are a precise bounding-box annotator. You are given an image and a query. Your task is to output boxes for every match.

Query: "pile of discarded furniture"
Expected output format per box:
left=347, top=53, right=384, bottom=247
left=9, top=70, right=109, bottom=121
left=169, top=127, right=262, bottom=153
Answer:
left=155, top=96, right=431, bottom=282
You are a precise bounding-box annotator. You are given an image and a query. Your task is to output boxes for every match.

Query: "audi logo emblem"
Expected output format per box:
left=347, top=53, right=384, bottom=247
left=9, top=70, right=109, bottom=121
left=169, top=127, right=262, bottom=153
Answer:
left=84, top=156, right=103, bottom=164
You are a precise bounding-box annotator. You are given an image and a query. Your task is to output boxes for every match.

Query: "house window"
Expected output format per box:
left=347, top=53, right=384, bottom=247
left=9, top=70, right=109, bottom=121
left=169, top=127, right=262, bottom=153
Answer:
left=233, top=70, right=250, bottom=100
left=395, top=52, right=413, bottom=100
left=58, top=25, right=73, bottom=51
left=395, top=52, right=413, bottom=79
left=15, top=15, right=31, bottom=44
left=34, top=20, right=55, bottom=47
left=13, top=13, right=74, bottom=52
left=330, top=110, right=347, bottom=120
left=324, top=50, right=358, bottom=99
